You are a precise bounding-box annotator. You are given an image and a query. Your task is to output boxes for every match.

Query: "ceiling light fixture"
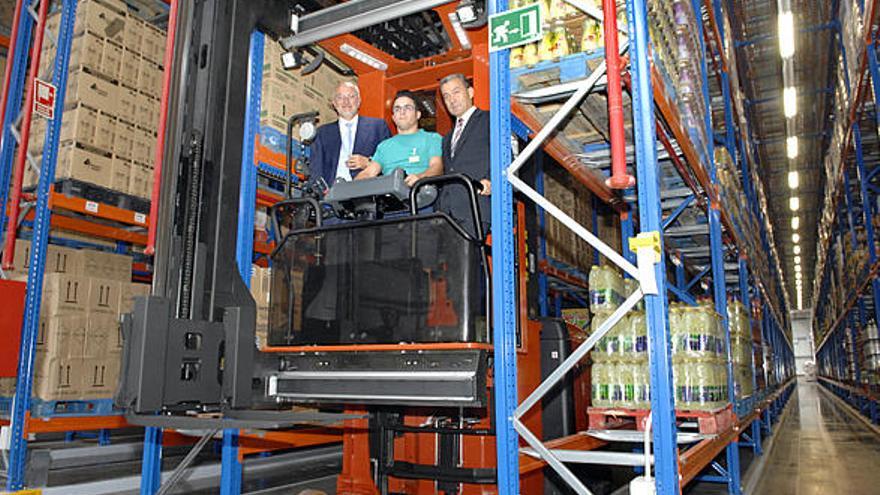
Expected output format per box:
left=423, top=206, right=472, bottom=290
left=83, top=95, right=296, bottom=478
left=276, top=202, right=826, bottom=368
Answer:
left=448, top=12, right=472, bottom=50
left=794, top=245, right=801, bottom=255
left=789, top=196, right=799, bottom=211
left=793, top=233, right=800, bottom=243
left=788, top=170, right=799, bottom=189
left=778, top=11, right=795, bottom=58
left=784, top=86, right=797, bottom=117
left=795, top=264, right=801, bottom=272
left=792, top=216, right=800, bottom=229
left=339, top=43, right=389, bottom=71
left=794, top=255, right=801, bottom=264
left=787, top=136, right=798, bottom=159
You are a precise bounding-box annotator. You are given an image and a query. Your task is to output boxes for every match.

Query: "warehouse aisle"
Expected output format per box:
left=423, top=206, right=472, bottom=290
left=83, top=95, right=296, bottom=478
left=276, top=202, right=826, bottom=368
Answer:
left=752, top=381, right=880, bottom=494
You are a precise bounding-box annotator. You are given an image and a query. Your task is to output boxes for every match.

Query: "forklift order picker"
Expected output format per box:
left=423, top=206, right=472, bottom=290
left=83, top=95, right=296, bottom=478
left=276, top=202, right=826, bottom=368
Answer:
left=115, top=1, right=594, bottom=493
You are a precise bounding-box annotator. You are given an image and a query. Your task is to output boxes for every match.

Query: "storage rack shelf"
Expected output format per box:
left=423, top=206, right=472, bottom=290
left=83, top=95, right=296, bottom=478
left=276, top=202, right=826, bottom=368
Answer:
left=812, top=0, right=880, bottom=415
left=493, top=0, right=796, bottom=493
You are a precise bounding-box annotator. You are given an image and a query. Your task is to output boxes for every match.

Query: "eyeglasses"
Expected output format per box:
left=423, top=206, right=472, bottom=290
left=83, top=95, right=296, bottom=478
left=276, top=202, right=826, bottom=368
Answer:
left=392, top=104, right=416, bottom=113
left=334, top=94, right=358, bottom=103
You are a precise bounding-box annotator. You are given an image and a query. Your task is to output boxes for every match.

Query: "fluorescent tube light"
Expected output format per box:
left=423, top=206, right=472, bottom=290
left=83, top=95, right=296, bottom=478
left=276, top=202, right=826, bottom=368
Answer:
left=787, top=136, right=798, bottom=159
left=779, top=11, right=795, bottom=58
left=784, top=86, right=797, bottom=117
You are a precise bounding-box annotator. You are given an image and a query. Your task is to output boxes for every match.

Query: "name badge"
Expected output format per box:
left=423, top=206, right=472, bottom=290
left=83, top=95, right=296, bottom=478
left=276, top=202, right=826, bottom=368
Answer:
left=408, top=155, right=420, bottom=163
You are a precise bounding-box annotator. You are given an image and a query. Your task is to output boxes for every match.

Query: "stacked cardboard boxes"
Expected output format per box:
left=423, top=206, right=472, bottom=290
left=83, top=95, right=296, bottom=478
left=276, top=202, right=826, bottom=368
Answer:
left=28, top=0, right=164, bottom=199
left=251, top=265, right=272, bottom=348
left=259, top=41, right=353, bottom=154
left=542, top=165, right=608, bottom=273
left=4, top=240, right=146, bottom=401
left=250, top=264, right=303, bottom=348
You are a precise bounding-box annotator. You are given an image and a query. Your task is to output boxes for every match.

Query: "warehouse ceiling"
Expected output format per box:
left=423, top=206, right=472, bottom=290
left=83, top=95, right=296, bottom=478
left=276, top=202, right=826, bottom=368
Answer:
left=731, top=0, right=839, bottom=310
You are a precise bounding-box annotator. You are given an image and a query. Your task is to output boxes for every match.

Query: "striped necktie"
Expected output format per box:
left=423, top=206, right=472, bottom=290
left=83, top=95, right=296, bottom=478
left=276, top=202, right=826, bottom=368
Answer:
left=451, top=117, right=465, bottom=157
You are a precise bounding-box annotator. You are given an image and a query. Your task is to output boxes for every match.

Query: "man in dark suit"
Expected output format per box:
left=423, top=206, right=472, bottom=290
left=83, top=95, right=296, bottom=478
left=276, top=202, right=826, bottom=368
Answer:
left=309, top=81, right=391, bottom=188
left=437, top=73, right=490, bottom=237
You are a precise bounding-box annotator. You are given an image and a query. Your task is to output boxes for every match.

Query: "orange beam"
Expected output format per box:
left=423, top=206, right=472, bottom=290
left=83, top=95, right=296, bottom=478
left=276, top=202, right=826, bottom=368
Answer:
left=0, top=414, right=130, bottom=434
left=650, top=68, right=714, bottom=204
left=50, top=191, right=150, bottom=226
left=538, top=259, right=588, bottom=290
left=385, top=56, right=475, bottom=93
left=511, top=101, right=623, bottom=210
left=679, top=425, right=737, bottom=486
left=20, top=209, right=149, bottom=244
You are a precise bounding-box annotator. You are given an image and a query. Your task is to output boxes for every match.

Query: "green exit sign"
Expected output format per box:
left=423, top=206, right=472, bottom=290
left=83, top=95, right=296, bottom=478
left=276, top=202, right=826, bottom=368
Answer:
left=488, top=3, right=544, bottom=52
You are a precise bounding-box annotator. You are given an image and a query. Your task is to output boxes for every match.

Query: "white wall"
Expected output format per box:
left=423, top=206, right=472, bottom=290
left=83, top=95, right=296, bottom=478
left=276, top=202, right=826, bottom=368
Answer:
left=790, top=309, right=813, bottom=375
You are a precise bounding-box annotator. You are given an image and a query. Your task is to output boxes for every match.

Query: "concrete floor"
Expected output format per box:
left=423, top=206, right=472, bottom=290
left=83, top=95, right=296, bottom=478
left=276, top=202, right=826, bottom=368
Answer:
left=751, top=381, right=880, bottom=495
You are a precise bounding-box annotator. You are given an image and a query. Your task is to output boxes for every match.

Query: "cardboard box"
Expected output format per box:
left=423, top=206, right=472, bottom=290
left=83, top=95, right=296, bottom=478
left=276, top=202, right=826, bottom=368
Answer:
left=74, top=0, right=125, bottom=43
left=34, top=356, right=83, bottom=400
left=141, top=23, right=166, bottom=64
left=144, top=96, right=160, bottom=132
left=250, top=265, right=272, bottom=308
left=137, top=59, right=162, bottom=97
left=36, top=315, right=87, bottom=359
left=43, top=273, right=88, bottom=316
left=110, top=157, right=131, bottom=191
left=94, top=111, right=117, bottom=152
left=87, top=277, right=123, bottom=315
left=121, top=282, right=151, bottom=314
left=128, top=162, right=151, bottom=198
left=123, top=16, right=143, bottom=53
left=0, top=377, right=16, bottom=396
left=11, top=240, right=84, bottom=277
left=119, top=50, right=141, bottom=90
left=101, top=40, right=123, bottom=80
left=113, top=121, right=134, bottom=159
left=60, top=105, right=99, bottom=147
left=66, top=69, right=119, bottom=113
left=85, top=313, right=117, bottom=357
left=118, top=85, right=139, bottom=122
left=131, top=127, right=154, bottom=164
left=56, top=143, right=113, bottom=188
left=67, top=32, right=103, bottom=74
left=81, top=249, right=132, bottom=281
left=80, top=357, right=119, bottom=399
left=133, top=92, right=156, bottom=129
left=28, top=117, right=47, bottom=154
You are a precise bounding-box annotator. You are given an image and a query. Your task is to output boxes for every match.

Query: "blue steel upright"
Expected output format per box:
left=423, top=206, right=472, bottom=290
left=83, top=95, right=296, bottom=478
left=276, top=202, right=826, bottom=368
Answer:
left=488, top=0, right=519, bottom=492
left=0, top=2, right=35, bottom=233
left=691, top=0, right=741, bottom=489
left=625, top=0, right=680, bottom=492
left=489, top=26, right=521, bottom=495
left=6, top=0, right=79, bottom=490
left=220, top=29, right=266, bottom=495
left=852, top=123, right=880, bottom=328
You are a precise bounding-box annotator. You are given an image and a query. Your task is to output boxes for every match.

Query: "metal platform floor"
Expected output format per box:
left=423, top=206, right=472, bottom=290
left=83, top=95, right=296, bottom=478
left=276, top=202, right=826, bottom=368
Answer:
left=750, top=380, right=880, bottom=495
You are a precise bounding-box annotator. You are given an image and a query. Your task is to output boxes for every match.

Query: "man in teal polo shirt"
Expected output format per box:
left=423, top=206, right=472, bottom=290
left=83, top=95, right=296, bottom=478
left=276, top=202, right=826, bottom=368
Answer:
left=358, top=91, right=443, bottom=187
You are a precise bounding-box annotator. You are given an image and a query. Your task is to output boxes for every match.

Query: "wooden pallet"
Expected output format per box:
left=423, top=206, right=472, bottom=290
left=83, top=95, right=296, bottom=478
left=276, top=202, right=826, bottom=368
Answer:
left=587, top=404, right=735, bottom=435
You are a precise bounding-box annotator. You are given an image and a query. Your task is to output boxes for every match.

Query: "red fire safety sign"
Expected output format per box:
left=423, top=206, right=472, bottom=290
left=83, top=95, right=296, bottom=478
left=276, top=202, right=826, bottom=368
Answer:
left=33, top=79, right=57, bottom=120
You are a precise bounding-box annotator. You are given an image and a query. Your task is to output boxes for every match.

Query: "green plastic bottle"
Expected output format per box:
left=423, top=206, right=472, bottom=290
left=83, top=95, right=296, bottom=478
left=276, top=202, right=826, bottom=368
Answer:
left=591, top=362, right=611, bottom=408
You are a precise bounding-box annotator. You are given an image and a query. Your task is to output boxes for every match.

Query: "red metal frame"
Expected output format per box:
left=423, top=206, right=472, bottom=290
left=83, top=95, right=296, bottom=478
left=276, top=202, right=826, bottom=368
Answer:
left=0, top=0, right=24, bottom=129
left=146, top=0, right=179, bottom=255
left=602, top=0, right=634, bottom=189
left=1, top=0, right=51, bottom=270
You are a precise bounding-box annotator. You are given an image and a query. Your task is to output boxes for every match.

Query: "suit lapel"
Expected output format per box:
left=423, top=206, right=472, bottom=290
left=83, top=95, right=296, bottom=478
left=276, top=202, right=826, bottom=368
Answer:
left=453, top=109, right=482, bottom=157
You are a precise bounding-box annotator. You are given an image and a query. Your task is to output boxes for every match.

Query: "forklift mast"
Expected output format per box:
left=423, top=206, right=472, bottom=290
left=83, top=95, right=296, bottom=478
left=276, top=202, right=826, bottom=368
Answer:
left=117, top=0, right=294, bottom=416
